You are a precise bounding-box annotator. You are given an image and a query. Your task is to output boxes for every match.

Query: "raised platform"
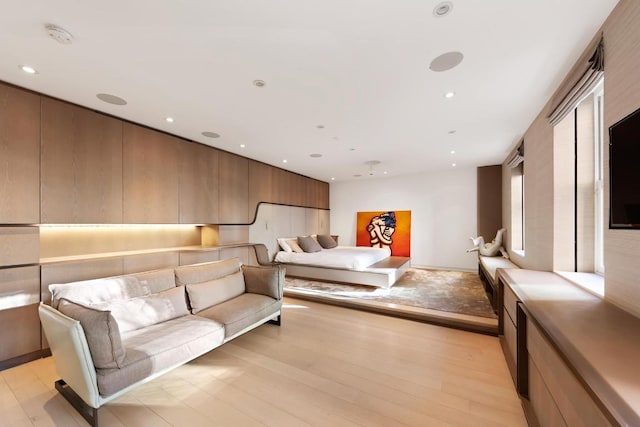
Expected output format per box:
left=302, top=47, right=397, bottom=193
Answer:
left=283, top=256, right=411, bottom=289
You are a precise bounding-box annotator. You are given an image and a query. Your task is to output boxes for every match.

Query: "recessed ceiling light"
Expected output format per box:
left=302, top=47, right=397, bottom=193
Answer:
left=331, top=177, right=335, bottom=181
left=316, top=125, right=325, bottom=129
left=165, top=117, right=174, bottom=123
left=240, top=144, right=246, bottom=148
left=433, top=1, right=454, bottom=17
left=45, top=24, right=74, bottom=44
left=96, top=93, right=127, bottom=105
left=448, top=130, right=457, bottom=134
left=349, top=148, right=356, bottom=151
left=282, top=159, right=288, bottom=163
left=450, top=150, right=456, bottom=154
left=444, top=91, right=456, bottom=98
left=429, top=51, right=464, bottom=72
left=383, top=171, right=388, bottom=175
left=310, top=153, right=323, bottom=158
left=354, top=174, right=362, bottom=178
left=452, top=163, right=457, bottom=167
left=20, top=65, right=38, bottom=74
left=202, top=131, right=220, bottom=138
left=253, top=80, right=266, bottom=87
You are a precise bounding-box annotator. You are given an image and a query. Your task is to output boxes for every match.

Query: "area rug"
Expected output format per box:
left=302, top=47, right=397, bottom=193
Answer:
left=285, top=268, right=497, bottom=319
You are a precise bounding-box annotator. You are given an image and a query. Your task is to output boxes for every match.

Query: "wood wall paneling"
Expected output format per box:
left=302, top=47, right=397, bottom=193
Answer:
left=0, top=226, right=39, bottom=266
left=272, top=168, right=290, bottom=205
left=0, top=265, right=40, bottom=310
left=179, top=142, right=219, bottom=224
left=123, top=252, right=179, bottom=274
left=0, top=83, right=40, bottom=224
left=219, top=246, right=249, bottom=264
left=292, top=173, right=306, bottom=207
left=218, top=151, right=249, bottom=223
left=477, top=165, right=502, bottom=240
left=40, top=98, right=123, bottom=223
left=123, top=123, right=179, bottom=223
left=318, top=209, right=330, bottom=234
left=179, top=250, right=220, bottom=265
left=249, top=160, right=273, bottom=220
left=0, top=304, right=41, bottom=362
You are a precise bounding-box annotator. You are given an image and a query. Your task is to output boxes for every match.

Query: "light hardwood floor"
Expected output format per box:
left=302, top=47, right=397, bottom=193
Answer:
left=0, top=298, right=527, bottom=427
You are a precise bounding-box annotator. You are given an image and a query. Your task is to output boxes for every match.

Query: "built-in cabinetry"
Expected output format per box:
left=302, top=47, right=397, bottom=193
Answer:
left=0, top=80, right=330, bottom=369
left=41, top=98, right=124, bottom=223
left=498, top=269, right=637, bottom=426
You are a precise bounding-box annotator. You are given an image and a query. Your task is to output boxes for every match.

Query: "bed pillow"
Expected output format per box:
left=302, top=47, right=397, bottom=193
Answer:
left=277, top=237, right=294, bottom=252
left=288, top=239, right=304, bottom=253
left=317, top=234, right=337, bottom=249
left=298, top=235, right=323, bottom=253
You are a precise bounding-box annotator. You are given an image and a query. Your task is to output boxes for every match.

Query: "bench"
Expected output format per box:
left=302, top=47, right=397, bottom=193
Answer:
left=478, top=255, right=519, bottom=310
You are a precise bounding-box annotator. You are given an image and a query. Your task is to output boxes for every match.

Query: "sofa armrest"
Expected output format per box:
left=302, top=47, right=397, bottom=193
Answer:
left=242, top=264, right=285, bottom=300
left=38, top=303, right=101, bottom=408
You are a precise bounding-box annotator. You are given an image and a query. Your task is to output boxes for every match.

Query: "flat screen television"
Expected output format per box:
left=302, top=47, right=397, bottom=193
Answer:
left=609, top=106, right=640, bottom=229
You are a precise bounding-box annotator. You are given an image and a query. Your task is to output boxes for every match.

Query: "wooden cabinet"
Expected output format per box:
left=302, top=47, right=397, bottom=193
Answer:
left=0, top=83, right=40, bottom=224
left=123, top=123, right=179, bottom=223
left=0, top=304, right=41, bottom=366
left=249, top=160, right=272, bottom=221
left=0, top=227, right=39, bottom=267
left=305, top=178, right=330, bottom=209
left=218, top=151, right=249, bottom=224
left=179, top=142, right=219, bottom=224
left=41, top=98, right=123, bottom=223
left=477, top=165, right=502, bottom=239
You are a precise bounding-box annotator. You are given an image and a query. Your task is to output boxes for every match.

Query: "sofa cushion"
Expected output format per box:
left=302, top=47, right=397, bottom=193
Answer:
left=185, top=270, right=246, bottom=314
left=174, top=258, right=241, bottom=286
left=242, top=265, right=283, bottom=300
left=96, top=315, right=224, bottom=396
left=49, top=276, right=148, bottom=309
left=127, top=268, right=176, bottom=293
left=317, top=234, right=337, bottom=249
left=197, top=293, right=281, bottom=339
left=58, top=298, right=126, bottom=369
left=91, top=286, right=190, bottom=333
left=298, top=235, right=323, bottom=253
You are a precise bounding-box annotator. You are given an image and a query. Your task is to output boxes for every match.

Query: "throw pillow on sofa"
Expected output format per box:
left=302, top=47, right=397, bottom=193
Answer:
left=242, top=265, right=283, bottom=300
left=91, top=286, right=190, bottom=333
left=185, top=270, right=246, bottom=314
left=58, top=298, right=126, bottom=369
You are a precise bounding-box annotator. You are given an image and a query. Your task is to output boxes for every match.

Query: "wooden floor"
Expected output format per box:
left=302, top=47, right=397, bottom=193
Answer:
left=0, top=297, right=527, bottom=427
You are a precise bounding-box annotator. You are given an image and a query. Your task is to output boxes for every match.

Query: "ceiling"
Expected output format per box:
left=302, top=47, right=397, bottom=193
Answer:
left=0, top=0, right=618, bottom=182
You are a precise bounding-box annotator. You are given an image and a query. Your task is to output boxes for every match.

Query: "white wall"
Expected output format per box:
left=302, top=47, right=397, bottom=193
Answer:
left=330, top=167, right=478, bottom=271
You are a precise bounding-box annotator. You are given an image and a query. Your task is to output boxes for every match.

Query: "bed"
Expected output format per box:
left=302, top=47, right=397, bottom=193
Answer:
left=274, top=242, right=410, bottom=289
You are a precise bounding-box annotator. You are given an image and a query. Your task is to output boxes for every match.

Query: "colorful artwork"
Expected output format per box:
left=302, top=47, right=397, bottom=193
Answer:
left=356, top=210, right=411, bottom=256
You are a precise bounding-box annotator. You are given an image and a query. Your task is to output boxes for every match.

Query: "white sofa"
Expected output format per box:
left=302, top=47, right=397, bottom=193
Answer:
left=39, top=258, right=284, bottom=427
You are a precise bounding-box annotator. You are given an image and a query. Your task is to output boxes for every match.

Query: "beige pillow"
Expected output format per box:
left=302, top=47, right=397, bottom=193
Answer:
left=175, top=258, right=241, bottom=286
left=58, top=298, right=126, bottom=369
left=185, top=270, right=246, bottom=314
left=287, top=239, right=304, bottom=253
left=92, top=286, right=189, bottom=333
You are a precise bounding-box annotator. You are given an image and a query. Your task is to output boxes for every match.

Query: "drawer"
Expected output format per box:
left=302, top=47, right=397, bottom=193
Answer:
left=529, top=355, right=567, bottom=427
left=503, top=307, right=517, bottom=383
left=504, top=284, right=519, bottom=323
left=527, top=318, right=612, bottom=427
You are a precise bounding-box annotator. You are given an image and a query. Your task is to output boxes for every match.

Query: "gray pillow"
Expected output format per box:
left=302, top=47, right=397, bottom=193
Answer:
left=317, top=234, right=337, bottom=249
left=242, top=265, right=283, bottom=299
left=58, top=298, right=126, bottom=369
left=185, top=270, right=246, bottom=314
left=298, top=235, right=323, bottom=253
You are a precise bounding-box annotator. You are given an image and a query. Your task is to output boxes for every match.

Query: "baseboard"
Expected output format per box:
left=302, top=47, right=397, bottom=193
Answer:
left=0, top=349, right=49, bottom=372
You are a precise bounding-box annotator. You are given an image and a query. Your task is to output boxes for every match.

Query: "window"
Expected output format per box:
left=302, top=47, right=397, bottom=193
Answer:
left=509, top=145, right=525, bottom=253
left=593, top=85, right=604, bottom=274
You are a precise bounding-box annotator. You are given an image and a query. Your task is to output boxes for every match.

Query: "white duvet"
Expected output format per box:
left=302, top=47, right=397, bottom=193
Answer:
left=274, top=246, right=391, bottom=271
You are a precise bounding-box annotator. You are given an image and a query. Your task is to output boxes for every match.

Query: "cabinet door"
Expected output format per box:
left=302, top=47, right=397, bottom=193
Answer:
left=0, top=83, right=40, bottom=224
left=305, top=178, right=320, bottom=208
left=41, top=98, right=123, bottom=223
left=249, top=160, right=272, bottom=221
left=123, top=123, right=179, bottom=223
left=319, top=181, right=330, bottom=209
left=271, top=167, right=290, bottom=205
left=179, top=142, right=219, bottom=224
left=218, top=151, right=249, bottom=223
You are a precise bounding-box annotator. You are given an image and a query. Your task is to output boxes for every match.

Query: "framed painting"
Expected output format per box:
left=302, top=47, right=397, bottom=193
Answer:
left=356, top=210, right=411, bottom=256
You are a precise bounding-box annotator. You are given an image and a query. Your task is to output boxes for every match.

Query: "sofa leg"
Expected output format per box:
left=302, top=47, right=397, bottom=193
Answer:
left=268, top=314, right=281, bottom=326
left=55, top=379, right=99, bottom=427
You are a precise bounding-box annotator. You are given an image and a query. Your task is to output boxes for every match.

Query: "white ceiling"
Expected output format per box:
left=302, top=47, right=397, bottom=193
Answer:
left=0, top=0, right=618, bottom=182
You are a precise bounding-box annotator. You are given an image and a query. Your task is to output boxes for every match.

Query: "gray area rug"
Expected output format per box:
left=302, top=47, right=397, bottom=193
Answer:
left=285, top=268, right=497, bottom=319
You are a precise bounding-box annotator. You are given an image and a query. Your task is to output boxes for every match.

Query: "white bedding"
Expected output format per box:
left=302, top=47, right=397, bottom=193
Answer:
left=274, top=246, right=391, bottom=271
